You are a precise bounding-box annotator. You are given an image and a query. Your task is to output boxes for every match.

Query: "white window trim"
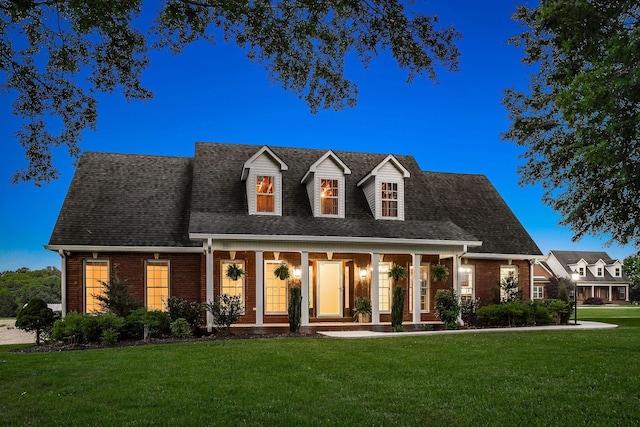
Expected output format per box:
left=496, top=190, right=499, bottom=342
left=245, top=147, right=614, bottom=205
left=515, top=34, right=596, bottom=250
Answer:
left=84, top=259, right=110, bottom=314
left=264, top=260, right=289, bottom=314
left=249, top=171, right=282, bottom=216
left=145, top=259, right=170, bottom=311
left=409, top=264, right=430, bottom=313
left=377, top=178, right=404, bottom=221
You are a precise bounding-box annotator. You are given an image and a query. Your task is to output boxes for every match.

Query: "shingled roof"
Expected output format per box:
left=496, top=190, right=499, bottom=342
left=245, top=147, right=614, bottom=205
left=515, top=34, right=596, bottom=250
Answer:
left=548, top=250, right=629, bottom=283
left=49, top=142, right=542, bottom=256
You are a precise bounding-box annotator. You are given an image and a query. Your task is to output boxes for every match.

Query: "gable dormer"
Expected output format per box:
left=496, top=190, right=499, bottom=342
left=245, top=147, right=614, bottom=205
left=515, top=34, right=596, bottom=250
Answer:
left=357, top=155, right=410, bottom=220
left=300, top=150, right=351, bottom=218
left=590, top=259, right=607, bottom=277
left=569, top=258, right=588, bottom=277
left=606, top=260, right=623, bottom=278
left=241, top=146, right=288, bottom=216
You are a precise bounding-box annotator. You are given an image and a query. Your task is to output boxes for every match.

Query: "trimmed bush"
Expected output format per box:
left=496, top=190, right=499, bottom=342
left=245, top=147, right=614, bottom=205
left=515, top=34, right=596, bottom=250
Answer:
left=170, top=318, right=193, bottom=338
left=15, top=298, right=56, bottom=345
left=122, top=308, right=170, bottom=340
left=288, top=286, right=302, bottom=333
left=52, top=312, right=86, bottom=344
left=460, top=298, right=479, bottom=326
left=206, top=294, right=245, bottom=333
left=167, top=297, right=205, bottom=334
left=435, top=288, right=460, bottom=329
left=584, top=297, right=605, bottom=305
left=391, top=285, right=406, bottom=330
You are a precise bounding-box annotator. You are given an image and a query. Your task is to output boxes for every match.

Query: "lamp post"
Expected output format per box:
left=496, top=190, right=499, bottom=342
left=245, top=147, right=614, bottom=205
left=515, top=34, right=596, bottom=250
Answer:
left=571, top=272, right=580, bottom=325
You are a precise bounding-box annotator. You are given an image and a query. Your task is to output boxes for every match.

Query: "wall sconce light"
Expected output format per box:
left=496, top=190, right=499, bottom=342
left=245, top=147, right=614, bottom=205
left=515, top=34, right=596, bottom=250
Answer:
left=294, top=268, right=301, bottom=278
left=359, top=269, right=367, bottom=278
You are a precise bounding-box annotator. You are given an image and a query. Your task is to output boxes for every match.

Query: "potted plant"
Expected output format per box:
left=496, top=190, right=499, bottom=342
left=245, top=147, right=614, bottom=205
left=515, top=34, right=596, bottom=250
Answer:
left=226, top=263, right=246, bottom=281
left=354, top=296, right=372, bottom=323
left=273, top=263, right=290, bottom=280
left=431, top=263, right=449, bottom=282
left=388, top=264, right=408, bottom=281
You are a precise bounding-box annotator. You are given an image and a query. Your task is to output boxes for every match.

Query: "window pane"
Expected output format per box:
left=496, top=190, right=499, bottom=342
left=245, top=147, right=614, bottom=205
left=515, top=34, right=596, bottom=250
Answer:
left=265, top=262, right=288, bottom=313
left=409, top=265, right=430, bottom=312
left=256, top=175, right=275, bottom=213
left=381, top=182, right=398, bottom=217
left=378, top=263, right=391, bottom=312
left=320, top=179, right=338, bottom=215
left=85, top=261, right=108, bottom=313
left=147, top=262, right=169, bottom=311
left=221, top=261, right=244, bottom=307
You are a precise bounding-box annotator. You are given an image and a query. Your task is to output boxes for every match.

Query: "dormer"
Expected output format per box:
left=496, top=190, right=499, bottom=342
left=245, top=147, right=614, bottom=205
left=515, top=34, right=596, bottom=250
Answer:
left=606, top=260, right=623, bottom=278
left=241, top=146, right=288, bottom=216
left=301, top=150, right=351, bottom=218
left=357, top=155, right=410, bottom=220
left=569, top=258, right=588, bottom=277
left=590, top=259, right=607, bottom=277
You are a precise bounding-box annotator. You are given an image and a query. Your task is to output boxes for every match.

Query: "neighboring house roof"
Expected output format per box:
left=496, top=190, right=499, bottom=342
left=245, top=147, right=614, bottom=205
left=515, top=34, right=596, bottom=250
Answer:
left=546, top=250, right=630, bottom=284
left=534, top=260, right=554, bottom=284
left=49, top=142, right=542, bottom=256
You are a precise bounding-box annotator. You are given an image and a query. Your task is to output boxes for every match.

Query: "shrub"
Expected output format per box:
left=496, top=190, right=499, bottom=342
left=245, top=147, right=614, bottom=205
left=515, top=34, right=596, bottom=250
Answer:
left=122, top=308, right=170, bottom=340
left=477, top=304, right=509, bottom=327
left=170, top=318, right=193, bottom=338
left=15, top=298, right=56, bottom=345
left=545, top=299, right=569, bottom=324
left=584, top=297, right=605, bottom=305
left=435, top=288, right=460, bottom=329
left=503, top=301, right=532, bottom=326
left=101, top=328, right=120, bottom=345
left=52, top=312, right=86, bottom=344
left=95, top=273, right=142, bottom=317
left=533, top=305, right=554, bottom=325
left=206, top=294, right=245, bottom=333
left=460, top=298, right=479, bottom=326
left=391, top=285, right=406, bottom=330
left=288, top=286, right=302, bottom=333
left=167, top=297, right=205, bottom=334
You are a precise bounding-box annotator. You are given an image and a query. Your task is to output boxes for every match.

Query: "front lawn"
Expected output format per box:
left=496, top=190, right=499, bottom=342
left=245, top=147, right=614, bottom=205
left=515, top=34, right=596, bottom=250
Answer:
left=578, top=305, right=640, bottom=327
left=2, top=324, right=640, bottom=425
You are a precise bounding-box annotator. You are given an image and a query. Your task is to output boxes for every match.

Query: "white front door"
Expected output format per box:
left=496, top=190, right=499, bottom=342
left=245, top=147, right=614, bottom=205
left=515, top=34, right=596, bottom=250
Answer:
left=317, top=261, right=343, bottom=317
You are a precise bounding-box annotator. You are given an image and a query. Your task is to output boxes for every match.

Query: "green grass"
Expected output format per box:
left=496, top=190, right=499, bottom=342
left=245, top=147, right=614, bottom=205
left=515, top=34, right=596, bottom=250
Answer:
left=2, top=312, right=640, bottom=426
left=578, top=305, right=640, bottom=327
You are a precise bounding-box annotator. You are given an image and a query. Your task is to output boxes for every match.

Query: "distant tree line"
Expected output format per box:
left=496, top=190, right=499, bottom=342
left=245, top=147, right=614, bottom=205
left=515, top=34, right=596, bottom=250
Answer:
left=0, top=267, right=61, bottom=317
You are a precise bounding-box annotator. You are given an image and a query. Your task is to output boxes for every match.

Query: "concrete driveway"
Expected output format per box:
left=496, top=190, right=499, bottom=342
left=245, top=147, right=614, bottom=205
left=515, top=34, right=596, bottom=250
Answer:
left=0, top=319, right=35, bottom=345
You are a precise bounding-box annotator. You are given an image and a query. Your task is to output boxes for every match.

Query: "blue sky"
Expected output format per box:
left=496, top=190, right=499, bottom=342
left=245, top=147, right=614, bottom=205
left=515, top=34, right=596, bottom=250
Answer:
left=0, top=1, right=636, bottom=271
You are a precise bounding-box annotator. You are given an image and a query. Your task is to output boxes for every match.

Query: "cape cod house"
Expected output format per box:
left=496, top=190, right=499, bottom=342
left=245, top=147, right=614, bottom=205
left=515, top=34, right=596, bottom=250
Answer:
left=46, top=142, right=542, bottom=330
left=544, top=250, right=630, bottom=304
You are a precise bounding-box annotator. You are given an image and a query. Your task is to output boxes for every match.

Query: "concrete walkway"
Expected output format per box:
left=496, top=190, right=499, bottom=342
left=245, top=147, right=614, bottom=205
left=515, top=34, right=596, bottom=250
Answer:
left=318, top=321, right=617, bottom=338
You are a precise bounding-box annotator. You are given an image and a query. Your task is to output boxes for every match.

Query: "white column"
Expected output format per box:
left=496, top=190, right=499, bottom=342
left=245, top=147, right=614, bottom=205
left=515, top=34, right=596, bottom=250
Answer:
left=412, top=253, right=421, bottom=324
left=205, top=240, right=214, bottom=332
left=255, top=251, right=264, bottom=326
left=529, top=260, right=535, bottom=301
left=608, top=285, right=613, bottom=302
left=371, top=253, right=380, bottom=324
left=454, top=254, right=462, bottom=325
left=626, top=285, right=630, bottom=302
left=301, top=251, right=310, bottom=326
left=58, top=250, right=67, bottom=317
left=591, top=285, right=595, bottom=299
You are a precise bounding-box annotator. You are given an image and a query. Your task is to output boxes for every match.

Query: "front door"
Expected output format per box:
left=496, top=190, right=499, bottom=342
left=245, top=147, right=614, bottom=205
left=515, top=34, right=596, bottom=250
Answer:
left=317, top=261, right=343, bottom=317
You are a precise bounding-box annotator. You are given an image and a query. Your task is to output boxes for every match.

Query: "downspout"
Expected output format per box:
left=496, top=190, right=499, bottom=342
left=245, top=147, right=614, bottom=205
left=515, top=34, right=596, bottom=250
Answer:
left=58, top=250, right=67, bottom=317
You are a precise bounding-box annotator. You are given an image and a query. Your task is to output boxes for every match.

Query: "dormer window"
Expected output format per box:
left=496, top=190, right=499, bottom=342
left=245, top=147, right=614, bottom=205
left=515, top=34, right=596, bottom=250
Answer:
left=256, top=175, right=275, bottom=213
left=579, top=267, right=584, bottom=276
left=597, top=267, right=603, bottom=277
left=320, top=179, right=339, bottom=215
left=357, top=155, right=410, bottom=221
left=301, top=150, right=351, bottom=218
left=381, top=182, right=398, bottom=217
left=615, top=267, right=621, bottom=277
left=241, top=146, right=288, bottom=216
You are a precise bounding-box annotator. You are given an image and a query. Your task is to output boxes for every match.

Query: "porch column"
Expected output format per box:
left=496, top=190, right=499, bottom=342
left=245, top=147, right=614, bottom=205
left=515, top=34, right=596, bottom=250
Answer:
left=608, top=285, right=613, bottom=302
left=626, top=285, right=630, bottom=302
left=371, top=252, right=380, bottom=324
left=205, top=239, right=214, bottom=332
left=529, top=259, right=535, bottom=301
left=591, top=285, right=595, bottom=299
left=301, top=251, right=310, bottom=326
left=454, top=254, right=462, bottom=325
left=412, top=253, right=421, bottom=324
left=255, top=251, right=264, bottom=326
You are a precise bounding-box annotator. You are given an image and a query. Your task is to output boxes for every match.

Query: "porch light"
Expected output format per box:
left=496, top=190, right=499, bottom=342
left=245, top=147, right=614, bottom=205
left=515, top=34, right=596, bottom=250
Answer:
left=294, top=268, right=301, bottom=278
left=359, top=269, right=367, bottom=278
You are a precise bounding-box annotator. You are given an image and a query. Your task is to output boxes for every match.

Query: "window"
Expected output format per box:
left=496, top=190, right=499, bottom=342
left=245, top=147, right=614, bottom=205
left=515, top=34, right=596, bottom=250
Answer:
left=409, top=265, right=430, bottom=312
left=221, top=260, right=245, bottom=307
left=85, top=260, right=108, bottom=313
left=533, top=286, right=544, bottom=299
left=381, top=182, right=398, bottom=217
left=615, top=268, right=621, bottom=277
left=499, top=265, right=518, bottom=302
left=256, top=175, right=275, bottom=213
left=378, top=263, right=392, bottom=312
left=459, top=265, right=475, bottom=301
left=620, top=287, right=626, bottom=300
left=579, top=267, right=585, bottom=276
left=265, top=261, right=288, bottom=314
left=320, top=179, right=339, bottom=215
left=597, top=267, right=603, bottom=277
left=146, top=261, right=169, bottom=311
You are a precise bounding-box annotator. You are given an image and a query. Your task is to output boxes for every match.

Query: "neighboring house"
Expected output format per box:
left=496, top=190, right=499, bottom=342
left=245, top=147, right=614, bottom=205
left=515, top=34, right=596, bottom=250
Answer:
left=533, top=260, right=555, bottom=300
left=545, top=250, right=630, bottom=304
left=46, top=142, right=542, bottom=330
